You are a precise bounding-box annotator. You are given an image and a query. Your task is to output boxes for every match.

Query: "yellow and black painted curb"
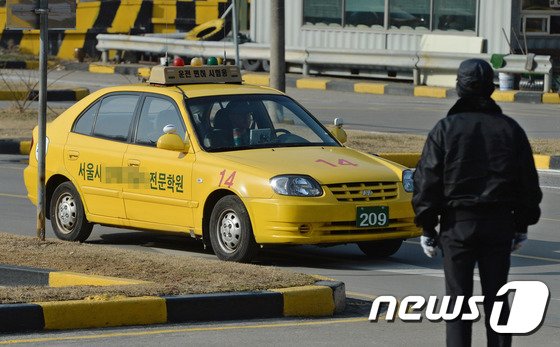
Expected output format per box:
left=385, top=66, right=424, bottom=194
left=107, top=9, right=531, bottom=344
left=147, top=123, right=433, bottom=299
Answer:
left=0, top=60, right=59, bottom=70
left=0, top=88, right=89, bottom=101
left=0, top=60, right=38, bottom=69
left=88, top=63, right=152, bottom=78
left=377, top=152, right=560, bottom=170
left=0, top=264, right=345, bottom=333
left=243, top=73, right=560, bottom=105
left=0, top=139, right=31, bottom=155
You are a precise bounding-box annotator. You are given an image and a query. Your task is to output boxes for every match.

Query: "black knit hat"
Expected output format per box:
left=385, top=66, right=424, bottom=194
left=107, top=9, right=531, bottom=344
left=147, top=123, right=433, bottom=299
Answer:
left=456, top=59, right=495, bottom=98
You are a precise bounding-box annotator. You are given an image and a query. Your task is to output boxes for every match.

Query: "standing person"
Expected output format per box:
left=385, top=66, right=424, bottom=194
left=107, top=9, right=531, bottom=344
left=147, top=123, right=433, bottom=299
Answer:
left=412, top=59, right=542, bottom=347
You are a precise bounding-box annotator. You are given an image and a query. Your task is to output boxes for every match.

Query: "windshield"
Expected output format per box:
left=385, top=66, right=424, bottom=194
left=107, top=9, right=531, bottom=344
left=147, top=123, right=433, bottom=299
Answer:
left=186, top=94, right=340, bottom=152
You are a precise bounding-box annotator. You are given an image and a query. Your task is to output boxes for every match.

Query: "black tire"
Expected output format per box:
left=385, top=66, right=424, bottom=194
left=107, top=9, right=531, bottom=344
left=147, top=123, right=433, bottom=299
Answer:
left=262, top=59, right=270, bottom=72
left=241, top=59, right=262, bottom=72
left=209, top=195, right=258, bottom=262
left=357, top=239, right=403, bottom=258
left=50, top=182, right=93, bottom=242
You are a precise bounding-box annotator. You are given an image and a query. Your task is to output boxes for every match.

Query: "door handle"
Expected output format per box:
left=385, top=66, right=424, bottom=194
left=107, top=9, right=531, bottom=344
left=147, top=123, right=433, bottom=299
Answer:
left=128, top=159, right=140, bottom=167
left=67, top=150, right=79, bottom=160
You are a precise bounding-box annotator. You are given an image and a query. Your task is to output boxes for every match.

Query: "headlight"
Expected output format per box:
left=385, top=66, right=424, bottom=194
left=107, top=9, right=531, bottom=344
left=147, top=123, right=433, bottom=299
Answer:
left=402, top=169, right=414, bottom=193
left=270, top=175, right=323, bottom=197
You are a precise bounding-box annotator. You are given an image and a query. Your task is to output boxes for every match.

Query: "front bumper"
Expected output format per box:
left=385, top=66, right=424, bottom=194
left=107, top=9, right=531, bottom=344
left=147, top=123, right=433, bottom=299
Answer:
left=246, top=193, right=420, bottom=245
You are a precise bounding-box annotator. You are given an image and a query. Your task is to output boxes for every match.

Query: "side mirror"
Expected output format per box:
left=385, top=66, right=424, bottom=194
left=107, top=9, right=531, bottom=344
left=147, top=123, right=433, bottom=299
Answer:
left=156, top=124, right=189, bottom=152
left=329, top=117, right=347, bottom=144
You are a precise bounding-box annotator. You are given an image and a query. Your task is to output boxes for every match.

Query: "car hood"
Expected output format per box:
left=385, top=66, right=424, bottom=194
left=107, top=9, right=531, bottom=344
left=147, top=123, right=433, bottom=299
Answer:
left=210, top=146, right=404, bottom=184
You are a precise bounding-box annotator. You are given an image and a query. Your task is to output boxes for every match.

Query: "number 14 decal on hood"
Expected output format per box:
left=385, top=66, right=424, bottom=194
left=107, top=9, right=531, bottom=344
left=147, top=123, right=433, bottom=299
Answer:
left=316, top=159, right=358, bottom=167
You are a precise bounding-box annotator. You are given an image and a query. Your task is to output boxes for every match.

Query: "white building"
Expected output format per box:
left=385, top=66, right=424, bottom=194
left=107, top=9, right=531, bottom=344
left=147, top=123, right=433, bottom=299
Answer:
left=250, top=0, right=559, bottom=84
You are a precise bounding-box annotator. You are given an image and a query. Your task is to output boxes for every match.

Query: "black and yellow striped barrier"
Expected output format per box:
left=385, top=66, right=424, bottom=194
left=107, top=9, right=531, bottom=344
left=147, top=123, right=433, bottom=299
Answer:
left=0, top=0, right=231, bottom=60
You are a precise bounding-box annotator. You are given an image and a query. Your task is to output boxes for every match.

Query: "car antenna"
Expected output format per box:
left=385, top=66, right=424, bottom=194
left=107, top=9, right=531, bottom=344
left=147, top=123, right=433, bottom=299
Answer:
left=164, top=5, right=169, bottom=66
left=221, top=3, right=231, bottom=64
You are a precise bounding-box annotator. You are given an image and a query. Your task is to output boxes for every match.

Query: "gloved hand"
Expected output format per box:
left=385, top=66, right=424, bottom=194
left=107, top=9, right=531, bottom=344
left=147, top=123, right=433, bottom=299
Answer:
left=512, top=233, right=528, bottom=252
left=420, top=235, right=438, bottom=258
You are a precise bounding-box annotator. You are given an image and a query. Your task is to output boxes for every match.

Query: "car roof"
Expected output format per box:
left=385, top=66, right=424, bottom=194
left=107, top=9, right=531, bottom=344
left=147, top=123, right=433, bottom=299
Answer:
left=100, top=82, right=284, bottom=99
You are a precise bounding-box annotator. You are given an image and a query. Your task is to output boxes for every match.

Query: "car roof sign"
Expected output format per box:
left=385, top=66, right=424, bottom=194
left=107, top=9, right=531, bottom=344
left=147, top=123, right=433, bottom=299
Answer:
left=149, top=65, right=242, bottom=85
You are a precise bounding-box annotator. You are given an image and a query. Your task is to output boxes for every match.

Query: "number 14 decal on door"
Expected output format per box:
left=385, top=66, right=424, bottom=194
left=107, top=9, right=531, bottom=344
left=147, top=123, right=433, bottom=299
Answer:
left=316, top=159, right=358, bottom=167
left=219, top=170, right=237, bottom=188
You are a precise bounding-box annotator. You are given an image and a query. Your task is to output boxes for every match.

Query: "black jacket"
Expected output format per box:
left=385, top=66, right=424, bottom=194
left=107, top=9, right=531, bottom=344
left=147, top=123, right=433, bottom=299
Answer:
left=412, top=97, right=542, bottom=234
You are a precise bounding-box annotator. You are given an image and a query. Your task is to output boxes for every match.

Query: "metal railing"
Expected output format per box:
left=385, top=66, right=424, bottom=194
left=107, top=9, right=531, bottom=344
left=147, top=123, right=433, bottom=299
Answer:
left=96, top=34, right=554, bottom=92
left=415, top=52, right=553, bottom=91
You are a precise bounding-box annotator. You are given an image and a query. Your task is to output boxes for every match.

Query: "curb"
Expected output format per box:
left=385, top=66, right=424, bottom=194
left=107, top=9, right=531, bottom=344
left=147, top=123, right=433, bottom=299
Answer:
left=376, top=152, right=560, bottom=170
left=0, top=139, right=31, bottom=155
left=0, top=60, right=58, bottom=70
left=0, top=88, right=89, bottom=102
left=0, top=264, right=345, bottom=333
left=38, top=62, right=558, bottom=104
left=243, top=73, right=559, bottom=105
left=87, top=63, right=151, bottom=78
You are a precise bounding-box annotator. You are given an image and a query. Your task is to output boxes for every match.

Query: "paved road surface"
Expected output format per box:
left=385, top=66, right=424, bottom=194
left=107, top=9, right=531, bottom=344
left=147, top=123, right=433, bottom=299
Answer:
left=0, top=154, right=558, bottom=346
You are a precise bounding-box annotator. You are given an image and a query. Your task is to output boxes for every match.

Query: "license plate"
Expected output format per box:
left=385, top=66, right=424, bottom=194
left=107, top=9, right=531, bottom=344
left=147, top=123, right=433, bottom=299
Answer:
left=357, top=206, right=389, bottom=227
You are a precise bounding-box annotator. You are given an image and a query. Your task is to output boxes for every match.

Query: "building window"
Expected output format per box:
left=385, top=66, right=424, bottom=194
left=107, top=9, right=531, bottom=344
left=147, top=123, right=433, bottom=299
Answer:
left=303, top=0, right=342, bottom=26
left=434, top=0, right=476, bottom=32
left=523, top=16, right=549, bottom=34
left=522, top=0, right=560, bottom=11
left=303, top=0, right=477, bottom=33
left=551, top=16, right=560, bottom=33
left=389, top=0, right=430, bottom=29
left=345, top=0, right=385, bottom=28
left=521, top=0, right=560, bottom=34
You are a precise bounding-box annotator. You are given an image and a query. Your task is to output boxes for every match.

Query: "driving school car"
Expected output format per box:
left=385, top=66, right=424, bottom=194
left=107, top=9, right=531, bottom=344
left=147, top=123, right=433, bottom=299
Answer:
left=24, top=64, right=420, bottom=262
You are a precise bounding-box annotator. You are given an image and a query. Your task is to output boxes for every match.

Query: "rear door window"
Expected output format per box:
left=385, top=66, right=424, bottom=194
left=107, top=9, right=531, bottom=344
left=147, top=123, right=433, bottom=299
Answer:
left=73, top=102, right=100, bottom=135
left=92, top=95, right=140, bottom=142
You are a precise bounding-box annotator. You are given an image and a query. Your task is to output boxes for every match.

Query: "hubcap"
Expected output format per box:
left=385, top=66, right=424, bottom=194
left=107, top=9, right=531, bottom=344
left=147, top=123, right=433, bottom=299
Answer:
left=217, top=210, right=242, bottom=253
left=56, top=193, right=77, bottom=234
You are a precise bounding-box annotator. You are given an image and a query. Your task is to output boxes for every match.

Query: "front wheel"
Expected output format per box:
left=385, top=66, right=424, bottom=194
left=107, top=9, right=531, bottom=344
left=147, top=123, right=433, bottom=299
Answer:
left=209, top=195, right=258, bottom=262
left=357, top=239, right=403, bottom=258
left=50, top=182, right=93, bottom=242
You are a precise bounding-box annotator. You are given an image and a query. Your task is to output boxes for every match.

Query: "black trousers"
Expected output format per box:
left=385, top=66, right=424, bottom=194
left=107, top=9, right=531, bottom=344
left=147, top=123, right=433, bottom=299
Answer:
left=439, top=217, right=514, bottom=347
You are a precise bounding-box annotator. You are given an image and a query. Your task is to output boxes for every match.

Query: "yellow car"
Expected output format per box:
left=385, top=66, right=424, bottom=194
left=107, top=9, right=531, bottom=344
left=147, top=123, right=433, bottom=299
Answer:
left=24, top=65, right=420, bottom=262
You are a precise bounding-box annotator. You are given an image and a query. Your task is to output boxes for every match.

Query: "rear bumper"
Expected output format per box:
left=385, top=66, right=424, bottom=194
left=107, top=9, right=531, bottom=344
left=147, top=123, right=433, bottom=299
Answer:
left=23, top=165, right=37, bottom=205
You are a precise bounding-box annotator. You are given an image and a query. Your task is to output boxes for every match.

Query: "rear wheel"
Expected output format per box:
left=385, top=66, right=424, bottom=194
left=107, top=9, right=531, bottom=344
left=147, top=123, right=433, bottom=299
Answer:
left=50, top=182, right=93, bottom=242
left=209, top=195, right=258, bottom=262
left=241, top=59, right=262, bottom=72
left=357, top=239, right=403, bottom=258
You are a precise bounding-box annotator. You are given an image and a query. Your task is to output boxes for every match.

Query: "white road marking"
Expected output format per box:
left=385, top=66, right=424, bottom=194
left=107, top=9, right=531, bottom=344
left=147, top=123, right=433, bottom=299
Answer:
left=541, top=185, right=560, bottom=190
left=0, top=193, right=27, bottom=199
left=539, top=169, right=560, bottom=174
left=375, top=263, right=480, bottom=281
